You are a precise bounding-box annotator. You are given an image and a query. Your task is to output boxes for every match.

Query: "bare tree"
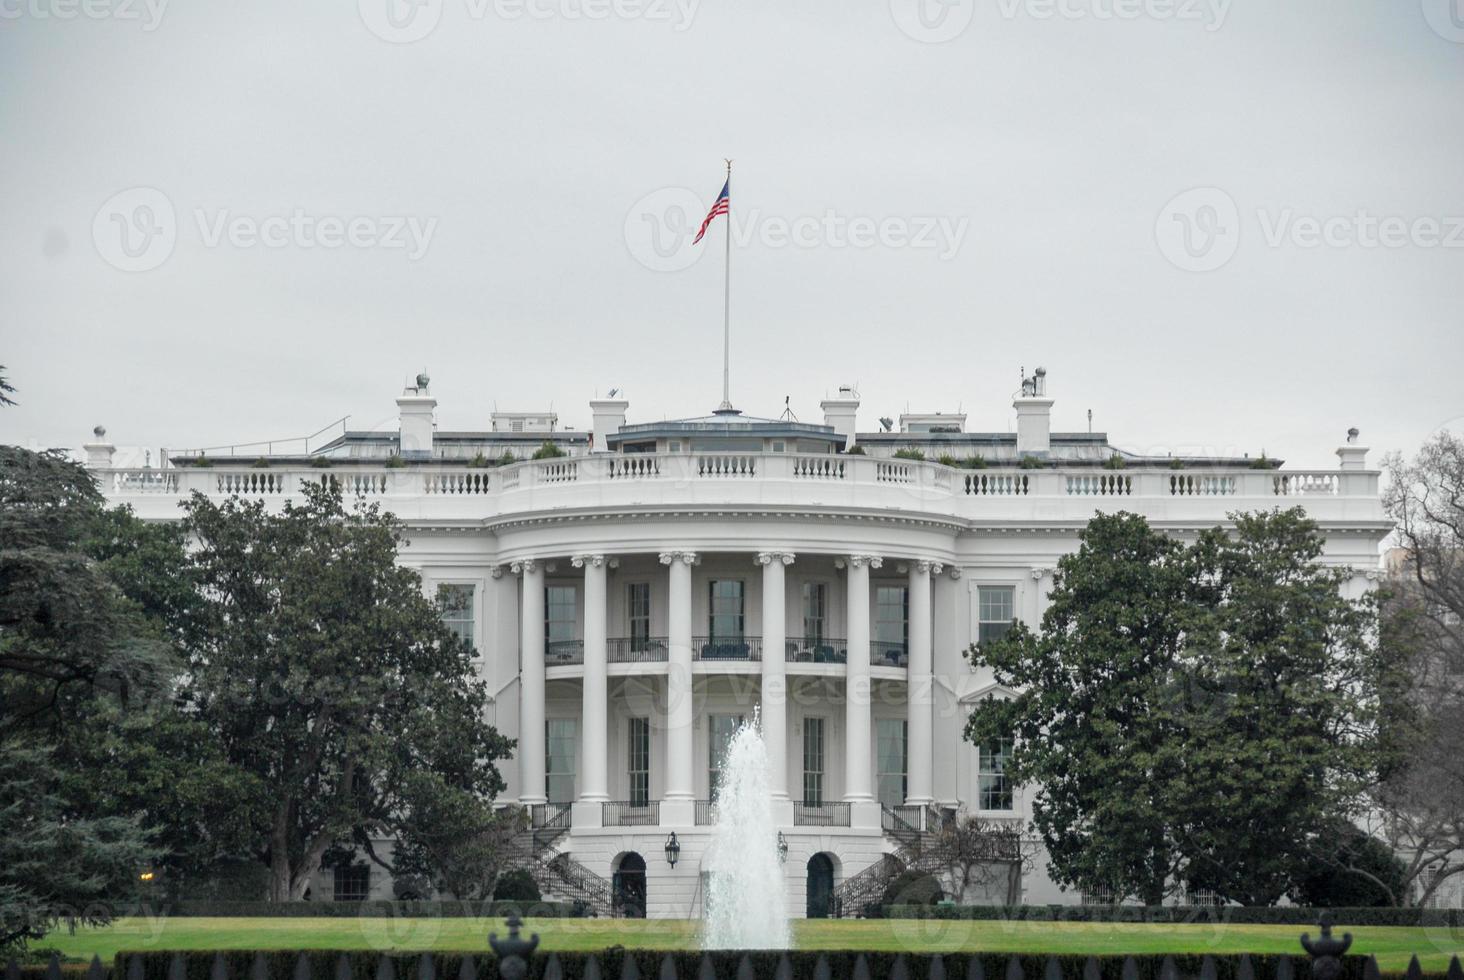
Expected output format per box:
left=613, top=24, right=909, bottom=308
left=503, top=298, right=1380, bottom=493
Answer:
left=1376, top=432, right=1464, bottom=907
left=937, top=815, right=1034, bottom=906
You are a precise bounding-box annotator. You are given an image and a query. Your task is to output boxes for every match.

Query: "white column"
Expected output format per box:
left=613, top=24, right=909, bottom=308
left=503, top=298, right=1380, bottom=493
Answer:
left=757, top=551, right=794, bottom=801
left=515, top=559, right=546, bottom=806
left=843, top=555, right=880, bottom=803
left=575, top=554, right=609, bottom=803
left=906, top=561, right=937, bottom=806
left=661, top=551, right=697, bottom=805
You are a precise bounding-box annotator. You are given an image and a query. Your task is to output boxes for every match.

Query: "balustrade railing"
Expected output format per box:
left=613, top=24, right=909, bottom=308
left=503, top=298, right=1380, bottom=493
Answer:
left=694, top=800, right=716, bottom=825
left=96, top=456, right=1375, bottom=510
left=607, top=636, right=669, bottom=663
left=545, top=639, right=584, bottom=665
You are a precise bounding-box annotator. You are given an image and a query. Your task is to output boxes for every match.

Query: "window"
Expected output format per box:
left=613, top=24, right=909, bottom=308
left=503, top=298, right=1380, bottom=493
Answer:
left=708, top=580, right=744, bottom=642
left=628, top=717, right=650, bottom=806
left=545, top=585, right=577, bottom=656
left=978, top=586, right=1016, bottom=645
left=708, top=713, right=745, bottom=800
left=875, top=586, right=908, bottom=660
left=802, top=717, right=825, bottom=805
left=978, top=738, right=1013, bottom=811
left=771, top=440, right=786, bottom=452
left=802, top=582, right=826, bottom=644
left=546, top=718, right=577, bottom=804
left=438, top=584, right=475, bottom=649
left=333, top=863, right=370, bottom=902
left=876, top=718, right=907, bottom=807
left=628, top=583, right=652, bottom=651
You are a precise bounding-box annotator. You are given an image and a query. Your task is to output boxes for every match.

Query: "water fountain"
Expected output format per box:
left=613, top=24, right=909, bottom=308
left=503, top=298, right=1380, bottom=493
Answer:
left=701, top=717, right=792, bottom=950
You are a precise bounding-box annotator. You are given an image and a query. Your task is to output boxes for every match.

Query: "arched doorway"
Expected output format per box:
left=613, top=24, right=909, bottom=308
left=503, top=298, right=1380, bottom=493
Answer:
left=612, top=852, right=647, bottom=918
left=806, top=853, right=836, bottom=919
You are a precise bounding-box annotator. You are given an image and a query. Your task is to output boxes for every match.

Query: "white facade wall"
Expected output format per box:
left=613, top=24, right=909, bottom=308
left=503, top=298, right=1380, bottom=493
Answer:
left=95, top=442, right=1389, bottom=914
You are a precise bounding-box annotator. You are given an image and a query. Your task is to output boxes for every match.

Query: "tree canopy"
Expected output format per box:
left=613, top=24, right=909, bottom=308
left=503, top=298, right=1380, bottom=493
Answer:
left=966, top=508, right=1395, bottom=906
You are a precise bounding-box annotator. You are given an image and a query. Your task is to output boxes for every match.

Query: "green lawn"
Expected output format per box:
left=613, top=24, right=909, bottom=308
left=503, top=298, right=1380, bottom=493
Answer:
left=37, top=918, right=1464, bottom=972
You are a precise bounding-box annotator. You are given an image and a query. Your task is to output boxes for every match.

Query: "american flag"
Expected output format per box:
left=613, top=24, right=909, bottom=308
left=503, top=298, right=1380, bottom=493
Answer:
left=692, top=179, right=730, bottom=244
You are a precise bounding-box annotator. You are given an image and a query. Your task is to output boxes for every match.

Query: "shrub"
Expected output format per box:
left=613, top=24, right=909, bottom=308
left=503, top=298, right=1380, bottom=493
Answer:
left=154, top=899, right=579, bottom=918
left=845, top=445, right=866, bottom=455
left=383, top=456, right=407, bottom=469
left=467, top=452, right=490, bottom=468
left=937, top=453, right=960, bottom=468
left=492, top=868, right=541, bottom=902
left=880, top=903, right=1463, bottom=927
left=894, top=448, right=926, bottom=461
left=309, top=456, right=332, bottom=469
left=1103, top=454, right=1126, bottom=470
left=963, top=455, right=988, bottom=469
left=881, top=870, right=944, bottom=907
left=1019, top=455, right=1045, bottom=470
left=1288, top=820, right=1409, bottom=908
left=250, top=459, right=271, bottom=469
left=532, top=441, right=566, bottom=460
left=1249, top=453, right=1278, bottom=470
left=1169, top=458, right=1186, bottom=470
left=192, top=455, right=212, bottom=468
left=495, top=451, right=518, bottom=467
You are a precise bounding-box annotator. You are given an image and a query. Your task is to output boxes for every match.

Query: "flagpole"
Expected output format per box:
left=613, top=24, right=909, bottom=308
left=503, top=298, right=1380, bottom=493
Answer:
left=720, top=158, right=733, bottom=412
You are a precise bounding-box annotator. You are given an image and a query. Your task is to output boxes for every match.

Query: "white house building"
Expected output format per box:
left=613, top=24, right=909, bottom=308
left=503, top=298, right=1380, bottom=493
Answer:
left=84, top=370, right=1391, bottom=917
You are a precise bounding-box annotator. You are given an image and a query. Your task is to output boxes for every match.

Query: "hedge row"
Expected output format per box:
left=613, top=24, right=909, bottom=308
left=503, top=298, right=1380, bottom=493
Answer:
left=102, top=950, right=1400, bottom=980
left=161, top=902, right=582, bottom=919
left=880, top=905, right=1464, bottom=928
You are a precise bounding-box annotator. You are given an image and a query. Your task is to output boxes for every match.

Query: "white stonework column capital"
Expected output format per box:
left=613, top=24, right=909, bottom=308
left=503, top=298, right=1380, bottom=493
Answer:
left=1030, top=566, right=1054, bottom=580
left=659, top=550, right=700, bottom=566
left=511, top=559, right=539, bottom=575
left=755, top=551, right=796, bottom=566
left=948, top=567, right=963, bottom=580
left=841, top=554, right=883, bottom=570
left=571, top=554, right=607, bottom=569
left=489, top=565, right=505, bottom=579
left=915, top=559, right=943, bottom=575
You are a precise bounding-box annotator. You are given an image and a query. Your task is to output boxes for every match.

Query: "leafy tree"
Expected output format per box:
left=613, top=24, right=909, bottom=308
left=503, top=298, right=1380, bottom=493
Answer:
left=1289, top=816, right=1408, bottom=907
left=966, top=513, right=1192, bottom=905
left=178, top=482, right=514, bottom=901
left=0, top=448, right=165, bottom=950
left=967, top=508, right=1392, bottom=906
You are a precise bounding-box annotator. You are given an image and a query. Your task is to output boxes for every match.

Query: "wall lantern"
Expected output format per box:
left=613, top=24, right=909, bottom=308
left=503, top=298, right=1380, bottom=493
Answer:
left=777, top=832, right=789, bottom=865
left=664, top=832, right=680, bottom=869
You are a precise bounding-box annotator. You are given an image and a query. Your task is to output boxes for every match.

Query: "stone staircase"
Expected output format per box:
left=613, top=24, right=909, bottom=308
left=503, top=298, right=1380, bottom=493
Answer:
left=830, top=804, right=953, bottom=918
left=506, top=804, right=613, bottom=916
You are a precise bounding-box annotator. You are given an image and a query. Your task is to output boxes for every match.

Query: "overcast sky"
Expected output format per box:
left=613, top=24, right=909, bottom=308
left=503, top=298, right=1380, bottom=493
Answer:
left=2, top=0, right=1461, bottom=468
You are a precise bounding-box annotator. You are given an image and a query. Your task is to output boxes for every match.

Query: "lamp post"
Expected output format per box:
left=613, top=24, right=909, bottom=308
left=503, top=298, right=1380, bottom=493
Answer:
left=777, top=832, right=789, bottom=864
left=664, top=831, right=680, bottom=869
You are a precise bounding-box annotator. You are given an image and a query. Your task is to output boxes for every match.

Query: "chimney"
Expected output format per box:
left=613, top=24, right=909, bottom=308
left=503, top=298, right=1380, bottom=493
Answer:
left=1336, top=427, right=1369, bottom=470
left=1014, top=366, right=1054, bottom=456
left=397, top=372, right=436, bottom=459
left=83, top=425, right=115, bottom=469
left=589, top=395, right=629, bottom=452
left=821, top=386, right=860, bottom=451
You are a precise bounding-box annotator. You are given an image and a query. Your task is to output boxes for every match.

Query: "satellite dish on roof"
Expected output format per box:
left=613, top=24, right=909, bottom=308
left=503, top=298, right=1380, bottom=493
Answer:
left=415, top=371, right=430, bottom=388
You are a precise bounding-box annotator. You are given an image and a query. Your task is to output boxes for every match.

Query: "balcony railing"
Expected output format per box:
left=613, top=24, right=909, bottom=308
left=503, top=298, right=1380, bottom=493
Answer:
left=794, top=801, right=852, bottom=827
left=785, top=638, right=847, bottom=664
left=603, top=801, right=660, bottom=826
left=694, top=800, right=716, bottom=825
left=871, top=641, right=908, bottom=668
left=99, top=454, right=1378, bottom=508
left=692, top=636, right=762, bottom=662
left=607, top=636, right=669, bottom=663
left=545, top=639, right=584, bottom=665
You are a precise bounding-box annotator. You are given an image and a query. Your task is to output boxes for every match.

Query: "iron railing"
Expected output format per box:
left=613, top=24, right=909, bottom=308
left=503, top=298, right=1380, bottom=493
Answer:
left=545, top=639, right=584, bottom=665
left=871, top=640, right=908, bottom=667
left=794, top=801, right=852, bottom=826
left=694, top=800, right=716, bottom=825
left=607, top=636, right=669, bottom=663
left=785, top=637, right=847, bottom=664
left=603, top=800, right=660, bottom=826
left=692, top=635, right=762, bottom=662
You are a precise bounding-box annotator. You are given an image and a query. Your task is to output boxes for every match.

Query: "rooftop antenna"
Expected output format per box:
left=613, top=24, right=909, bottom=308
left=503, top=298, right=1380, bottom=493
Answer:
left=780, top=395, right=798, bottom=423
left=1088, top=409, right=1093, bottom=433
